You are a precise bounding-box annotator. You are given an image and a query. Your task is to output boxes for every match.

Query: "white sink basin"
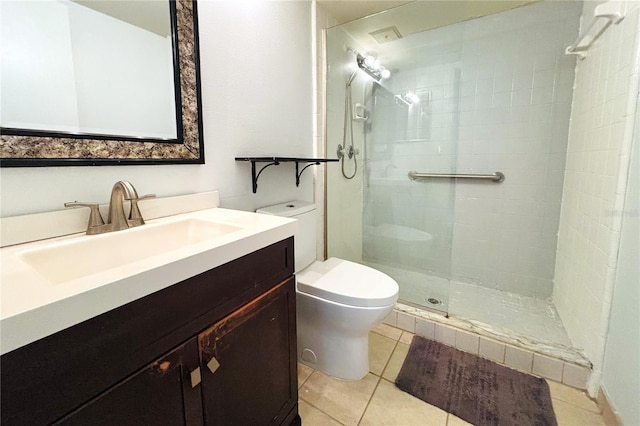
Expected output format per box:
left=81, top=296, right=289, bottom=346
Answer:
left=1, top=193, right=299, bottom=356
left=20, top=218, right=243, bottom=284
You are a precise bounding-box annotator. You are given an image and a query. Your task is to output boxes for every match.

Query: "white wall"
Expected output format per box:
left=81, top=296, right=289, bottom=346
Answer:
left=601, top=104, right=639, bottom=426
left=554, top=0, right=640, bottom=396
left=0, top=1, right=314, bottom=218
left=313, top=4, right=338, bottom=260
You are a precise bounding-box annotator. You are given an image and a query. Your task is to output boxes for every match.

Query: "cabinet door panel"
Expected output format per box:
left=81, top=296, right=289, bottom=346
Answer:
left=55, top=338, right=203, bottom=426
left=199, top=277, right=297, bottom=425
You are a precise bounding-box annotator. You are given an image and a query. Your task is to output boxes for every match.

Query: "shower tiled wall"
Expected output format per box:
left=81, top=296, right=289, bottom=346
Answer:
left=324, top=25, right=367, bottom=263
left=554, top=0, right=640, bottom=390
left=371, top=1, right=582, bottom=297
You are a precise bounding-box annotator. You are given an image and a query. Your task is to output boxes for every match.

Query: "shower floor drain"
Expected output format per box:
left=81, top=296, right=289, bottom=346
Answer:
left=427, top=297, right=442, bottom=305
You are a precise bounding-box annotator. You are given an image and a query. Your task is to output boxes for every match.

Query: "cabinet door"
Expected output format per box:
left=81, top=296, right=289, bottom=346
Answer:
left=55, top=337, right=203, bottom=426
left=199, top=277, right=297, bottom=425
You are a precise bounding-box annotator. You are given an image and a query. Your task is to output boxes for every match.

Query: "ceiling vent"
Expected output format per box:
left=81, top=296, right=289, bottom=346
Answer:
left=369, top=26, right=402, bottom=44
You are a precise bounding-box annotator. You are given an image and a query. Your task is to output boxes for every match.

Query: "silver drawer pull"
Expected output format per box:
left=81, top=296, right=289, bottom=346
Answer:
left=190, top=367, right=201, bottom=388
left=207, top=357, right=220, bottom=374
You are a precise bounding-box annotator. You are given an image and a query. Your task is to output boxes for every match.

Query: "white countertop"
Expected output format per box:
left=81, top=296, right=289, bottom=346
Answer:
left=1, top=201, right=296, bottom=355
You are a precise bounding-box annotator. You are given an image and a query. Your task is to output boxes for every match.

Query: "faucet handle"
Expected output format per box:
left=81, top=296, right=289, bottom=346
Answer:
left=64, top=202, right=105, bottom=234
left=128, top=194, right=156, bottom=227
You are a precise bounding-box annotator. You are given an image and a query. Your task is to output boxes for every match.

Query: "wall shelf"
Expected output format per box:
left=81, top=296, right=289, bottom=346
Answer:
left=235, top=157, right=339, bottom=193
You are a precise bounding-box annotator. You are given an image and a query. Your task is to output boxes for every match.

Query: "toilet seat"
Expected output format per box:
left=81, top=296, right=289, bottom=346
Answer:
left=297, top=258, right=399, bottom=308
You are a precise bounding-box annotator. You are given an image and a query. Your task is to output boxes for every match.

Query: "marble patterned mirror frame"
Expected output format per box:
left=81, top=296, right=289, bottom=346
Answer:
left=0, top=0, right=204, bottom=167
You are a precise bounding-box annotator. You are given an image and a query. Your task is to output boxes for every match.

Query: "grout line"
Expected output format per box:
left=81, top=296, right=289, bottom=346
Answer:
left=300, top=396, right=348, bottom=426
left=297, top=366, right=314, bottom=389
left=298, top=368, right=348, bottom=426
left=356, top=374, right=382, bottom=426
left=357, top=334, right=400, bottom=425
left=379, top=334, right=401, bottom=381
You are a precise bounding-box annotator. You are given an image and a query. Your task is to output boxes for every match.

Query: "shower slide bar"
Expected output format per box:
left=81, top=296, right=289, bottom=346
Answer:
left=565, top=0, right=624, bottom=60
left=408, top=171, right=505, bottom=183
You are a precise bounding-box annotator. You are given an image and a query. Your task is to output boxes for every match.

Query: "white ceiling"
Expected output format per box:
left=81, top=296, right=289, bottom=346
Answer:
left=318, top=0, right=539, bottom=55
left=317, top=1, right=413, bottom=25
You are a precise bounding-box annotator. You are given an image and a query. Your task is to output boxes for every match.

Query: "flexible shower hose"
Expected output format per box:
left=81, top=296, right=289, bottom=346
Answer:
left=340, top=72, right=358, bottom=179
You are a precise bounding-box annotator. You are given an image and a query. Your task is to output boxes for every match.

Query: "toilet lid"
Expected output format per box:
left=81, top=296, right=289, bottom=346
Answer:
left=297, top=258, right=399, bottom=308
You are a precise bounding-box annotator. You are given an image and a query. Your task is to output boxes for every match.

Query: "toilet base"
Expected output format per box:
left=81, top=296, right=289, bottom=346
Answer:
left=296, top=291, right=394, bottom=380
left=298, top=331, right=370, bottom=380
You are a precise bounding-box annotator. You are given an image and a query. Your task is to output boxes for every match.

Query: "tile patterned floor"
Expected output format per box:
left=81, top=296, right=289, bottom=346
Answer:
left=297, top=324, right=605, bottom=426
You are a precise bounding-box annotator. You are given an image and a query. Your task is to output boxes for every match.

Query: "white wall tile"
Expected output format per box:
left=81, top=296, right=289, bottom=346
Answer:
left=397, top=312, right=416, bottom=332
left=504, top=345, right=533, bottom=372
left=479, top=337, right=506, bottom=363
left=562, top=362, right=591, bottom=390
left=383, top=310, right=398, bottom=327
left=434, top=323, right=457, bottom=346
left=533, top=353, right=564, bottom=381
left=415, top=318, right=436, bottom=339
left=455, top=330, right=480, bottom=354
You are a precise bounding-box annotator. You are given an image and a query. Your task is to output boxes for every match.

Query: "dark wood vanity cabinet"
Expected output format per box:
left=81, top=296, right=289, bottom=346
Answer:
left=199, top=279, right=297, bottom=425
left=55, top=338, right=204, bottom=426
left=1, top=237, right=299, bottom=426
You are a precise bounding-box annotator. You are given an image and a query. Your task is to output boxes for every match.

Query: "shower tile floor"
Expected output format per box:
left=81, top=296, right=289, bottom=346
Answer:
left=449, top=281, right=572, bottom=347
left=366, top=261, right=572, bottom=347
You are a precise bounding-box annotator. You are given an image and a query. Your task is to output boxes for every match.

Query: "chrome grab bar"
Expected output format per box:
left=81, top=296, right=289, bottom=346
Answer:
left=408, top=171, right=505, bottom=183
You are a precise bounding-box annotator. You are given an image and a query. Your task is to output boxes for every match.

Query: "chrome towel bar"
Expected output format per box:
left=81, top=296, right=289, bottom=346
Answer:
left=408, top=171, right=505, bottom=183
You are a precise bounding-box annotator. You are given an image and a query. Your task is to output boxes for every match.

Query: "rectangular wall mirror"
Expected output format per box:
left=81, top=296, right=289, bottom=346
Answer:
left=0, top=0, right=204, bottom=166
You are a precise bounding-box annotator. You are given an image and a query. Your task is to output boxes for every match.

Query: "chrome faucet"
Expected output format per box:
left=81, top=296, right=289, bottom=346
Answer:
left=65, top=181, right=155, bottom=235
left=107, top=181, right=139, bottom=232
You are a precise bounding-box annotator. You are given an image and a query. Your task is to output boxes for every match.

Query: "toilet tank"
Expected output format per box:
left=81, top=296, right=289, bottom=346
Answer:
left=256, top=201, right=317, bottom=272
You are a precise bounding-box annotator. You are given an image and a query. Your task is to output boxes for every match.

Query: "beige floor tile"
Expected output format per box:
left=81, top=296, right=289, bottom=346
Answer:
left=447, top=413, right=474, bottom=426
left=360, top=379, right=448, bottom=426
left=298, top=400, right=344, bottom=426
left=299, top=371, right=379, bottom=426
left=400, top=331, right=415, bottom=345
left=298, top=362, right=314, bottom=389
left=547, top=380, right=601, bottom=413
left=372, top=323, right=403, bottom=340
left=552, top=398, right=605, bottom=426
left=369, top=333, right=397, bottom=376
left=382, top=342, right=410, bottom=382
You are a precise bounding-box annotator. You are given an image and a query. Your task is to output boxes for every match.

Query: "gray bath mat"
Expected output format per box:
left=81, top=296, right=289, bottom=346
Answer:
left=395, top=336, right=557, bottom=426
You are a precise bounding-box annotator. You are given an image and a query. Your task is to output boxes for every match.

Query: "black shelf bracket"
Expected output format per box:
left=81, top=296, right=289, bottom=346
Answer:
left=235, top=157, right=339, bottom=193
left=296, top=161, right=320, bottom=186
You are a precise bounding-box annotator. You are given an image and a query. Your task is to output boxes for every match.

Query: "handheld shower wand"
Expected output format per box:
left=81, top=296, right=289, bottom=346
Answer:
left=337, top=70, right=359, bottom=179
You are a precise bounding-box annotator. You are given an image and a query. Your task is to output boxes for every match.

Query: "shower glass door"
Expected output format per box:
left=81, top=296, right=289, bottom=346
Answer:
left=361, top=71, right=459, bottom=313
left=325, top=22, right=461, bottom=315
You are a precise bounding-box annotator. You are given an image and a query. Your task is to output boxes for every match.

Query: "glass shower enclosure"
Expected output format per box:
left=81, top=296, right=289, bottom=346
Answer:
left=325, top=0, right=582, bottom=346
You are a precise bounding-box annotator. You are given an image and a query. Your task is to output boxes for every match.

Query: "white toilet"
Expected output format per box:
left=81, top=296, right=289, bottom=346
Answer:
left=257, top=201, right=399, bottom=380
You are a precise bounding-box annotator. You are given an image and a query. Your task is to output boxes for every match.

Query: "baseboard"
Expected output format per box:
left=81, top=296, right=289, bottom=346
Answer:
left=597, top=387, right=623, bottom=426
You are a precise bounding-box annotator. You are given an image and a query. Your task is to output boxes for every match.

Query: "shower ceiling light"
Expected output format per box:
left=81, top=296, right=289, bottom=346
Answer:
left=405, top=91, right=420, bottom=103
left=395, top=91, right=420, bottom=106
left=356, top=53, right=390, bottom=81
left=363, top=54, right=376, bottom=68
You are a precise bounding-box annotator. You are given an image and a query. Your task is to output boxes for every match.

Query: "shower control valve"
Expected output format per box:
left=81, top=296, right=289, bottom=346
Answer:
left=347, top=146, right=359, bottom=159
